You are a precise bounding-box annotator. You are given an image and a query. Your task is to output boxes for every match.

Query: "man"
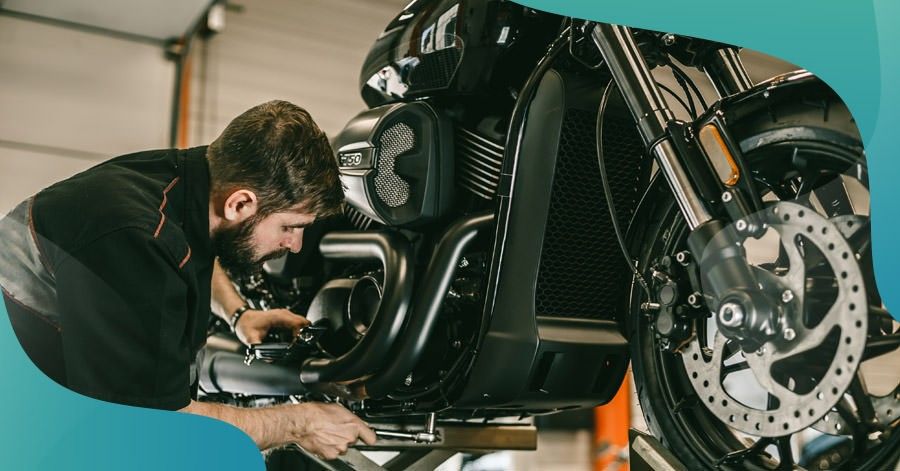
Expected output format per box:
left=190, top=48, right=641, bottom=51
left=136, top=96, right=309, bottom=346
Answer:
left=0, top=100, right=376, bottom=460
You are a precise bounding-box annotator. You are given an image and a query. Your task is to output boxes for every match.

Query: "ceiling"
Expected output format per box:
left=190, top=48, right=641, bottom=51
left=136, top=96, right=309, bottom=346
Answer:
left=0, top=0, right=213, bottom=41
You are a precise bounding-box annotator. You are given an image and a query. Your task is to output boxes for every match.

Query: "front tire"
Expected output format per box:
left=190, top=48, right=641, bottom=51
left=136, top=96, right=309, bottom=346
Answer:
left=629, top=85, right=900, bottom=470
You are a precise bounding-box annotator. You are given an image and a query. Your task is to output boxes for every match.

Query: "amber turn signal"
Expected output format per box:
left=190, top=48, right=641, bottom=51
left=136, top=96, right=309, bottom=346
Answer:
left=699, top=123, right=740, bottom=186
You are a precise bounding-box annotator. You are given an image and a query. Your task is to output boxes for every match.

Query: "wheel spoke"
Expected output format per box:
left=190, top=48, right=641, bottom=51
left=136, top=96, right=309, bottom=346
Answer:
left=672, top=394, right=700, bottom=414
left=833, top=396, right=870, bottom=459
left=722, top=339, right=741, bottom=361
left=721, top=360, right=750, bottom=379
left=811, top=176, right=856, bottom=217
left=714, top=437, right=774, bottom=469
left=776, top=436, right=794, bottom=470
left=848, top=375, right=878, bottom=431
left=834, top=396, right=859, bottom=430
left=863, top=333, right=900, bottom=361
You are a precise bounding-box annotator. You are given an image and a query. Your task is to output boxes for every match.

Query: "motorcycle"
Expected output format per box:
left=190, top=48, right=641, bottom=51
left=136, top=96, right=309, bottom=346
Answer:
left=198, top=1, right=900, bottom=469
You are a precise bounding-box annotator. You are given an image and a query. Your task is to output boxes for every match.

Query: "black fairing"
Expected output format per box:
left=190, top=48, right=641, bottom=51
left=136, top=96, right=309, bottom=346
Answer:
left=359, top=0, right=552, bottom=107
left=452, top=67, right=647, bottom=411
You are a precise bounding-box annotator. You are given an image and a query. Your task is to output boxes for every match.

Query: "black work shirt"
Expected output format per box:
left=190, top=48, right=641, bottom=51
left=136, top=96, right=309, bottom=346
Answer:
left=3, top=146, right=214, bottom=410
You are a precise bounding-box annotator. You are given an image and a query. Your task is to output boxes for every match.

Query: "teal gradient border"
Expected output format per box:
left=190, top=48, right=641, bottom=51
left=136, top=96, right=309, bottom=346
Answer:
left=1, top=1, right=897, bottom=468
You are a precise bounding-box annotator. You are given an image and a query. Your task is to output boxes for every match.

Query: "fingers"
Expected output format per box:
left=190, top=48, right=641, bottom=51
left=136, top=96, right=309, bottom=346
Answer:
left=243, top=331, right=263, bottom=345
left=356, top=422, right=377, bottom=445
left=270, top=309, right=310, bottom=332
left=294, top=403, right=376, bottom=459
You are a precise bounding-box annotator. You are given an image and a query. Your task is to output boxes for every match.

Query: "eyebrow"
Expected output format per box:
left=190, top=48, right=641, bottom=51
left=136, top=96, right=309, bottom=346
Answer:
left=284, top=221, right=314, bottom=229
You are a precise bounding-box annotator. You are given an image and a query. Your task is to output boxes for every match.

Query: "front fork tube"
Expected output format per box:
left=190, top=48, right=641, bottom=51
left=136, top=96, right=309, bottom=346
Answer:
left=591, top=24, right=773, bottom=346
left=704, top=47, right=753, bottom=99
left=591, top=23, right=712, bottom=230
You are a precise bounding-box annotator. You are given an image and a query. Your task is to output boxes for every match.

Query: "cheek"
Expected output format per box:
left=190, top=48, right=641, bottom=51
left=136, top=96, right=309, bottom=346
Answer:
left=249, top=226, right=278, bottom=251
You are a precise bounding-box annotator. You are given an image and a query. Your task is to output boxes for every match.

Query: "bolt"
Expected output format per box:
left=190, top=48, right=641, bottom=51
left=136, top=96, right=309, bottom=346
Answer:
left=735, top=219, right=748, bottom=232
left=651, top=269, right=669, bottom=282
left=718, top=302, right=744, bottom=328
left=404, top=373, right=413, bottom=386
left=763, top=90, right=771, bottom=99
left=756, top=346, right=767, bottom=356
left=687, top=292, right=702, bottom=308
left=675, top=251, right=691, bottom=266
left=783, top=328, right=796, bottom=342
left=662, top=33, right=676, bottom=46
left=721, top=191, right=733, bottom=203
left=451, top=340, right=462, bottom=349
left=642, top=302, right=661, bottom=312
left=458, top=257, right=469, bottom=268
left=781, top=289, right=794, bottom=304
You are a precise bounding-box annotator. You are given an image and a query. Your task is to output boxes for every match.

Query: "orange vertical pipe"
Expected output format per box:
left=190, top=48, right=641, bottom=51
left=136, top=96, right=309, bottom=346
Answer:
left=594, top=373, right=631, bottom=471
left=177, top=51, right=192, bottom=149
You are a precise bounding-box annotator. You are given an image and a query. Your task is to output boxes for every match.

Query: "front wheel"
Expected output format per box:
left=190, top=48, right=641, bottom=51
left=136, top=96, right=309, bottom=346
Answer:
left=630, top=86, right=900, bottom=470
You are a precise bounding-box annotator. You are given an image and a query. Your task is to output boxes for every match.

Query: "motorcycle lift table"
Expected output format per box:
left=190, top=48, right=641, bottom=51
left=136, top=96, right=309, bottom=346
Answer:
left=628, top=428, right=688, bottom=471
left=302, top=421, right=538, bottom=471
left=299, top=423, right=687, bottom=470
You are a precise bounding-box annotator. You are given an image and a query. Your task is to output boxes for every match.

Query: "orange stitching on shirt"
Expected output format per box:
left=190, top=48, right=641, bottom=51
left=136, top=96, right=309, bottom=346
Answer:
left=153, top=177, right=180, bottom=239
left=1, top=287, right=62, bottom=332
left=178, top=246, right=192, bottom=269
left=28, top=198, right=55, bottom=276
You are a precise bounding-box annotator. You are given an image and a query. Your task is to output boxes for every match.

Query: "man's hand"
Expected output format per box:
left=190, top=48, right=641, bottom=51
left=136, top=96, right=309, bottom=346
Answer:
left=181, top=400, right=377, bottom=456
left=289, top=402, right=378, bottom=460
left=235, top=308, right=309, bottom=345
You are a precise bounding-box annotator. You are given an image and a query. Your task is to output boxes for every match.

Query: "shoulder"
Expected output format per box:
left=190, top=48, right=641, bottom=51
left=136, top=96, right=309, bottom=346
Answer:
left=32, top=149, right=185, bottom=253
left=64, top=225, right=192, bottom=274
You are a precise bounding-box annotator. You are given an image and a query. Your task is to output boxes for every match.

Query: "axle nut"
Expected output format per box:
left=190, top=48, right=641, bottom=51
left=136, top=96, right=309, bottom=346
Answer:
left=718, top=302, right=744, bottom=328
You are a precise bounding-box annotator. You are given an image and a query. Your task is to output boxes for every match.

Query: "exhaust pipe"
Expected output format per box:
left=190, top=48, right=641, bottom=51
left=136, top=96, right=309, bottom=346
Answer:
left=299, top=231, right=414, bottom=384
left=362, top=213, right=494, bottom=397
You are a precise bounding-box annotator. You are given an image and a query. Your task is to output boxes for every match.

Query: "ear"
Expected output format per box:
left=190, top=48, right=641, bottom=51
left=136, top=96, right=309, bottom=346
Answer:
left=222, top=189, right=259, bottom=222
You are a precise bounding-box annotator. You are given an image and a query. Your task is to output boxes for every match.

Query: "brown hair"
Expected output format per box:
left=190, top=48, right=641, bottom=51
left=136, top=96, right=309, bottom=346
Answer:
left=207, top=100, right=344, bottom=217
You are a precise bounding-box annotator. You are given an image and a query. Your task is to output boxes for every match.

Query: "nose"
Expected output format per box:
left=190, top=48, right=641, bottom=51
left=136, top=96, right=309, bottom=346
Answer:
left=282, top=232, right=303, bottom=254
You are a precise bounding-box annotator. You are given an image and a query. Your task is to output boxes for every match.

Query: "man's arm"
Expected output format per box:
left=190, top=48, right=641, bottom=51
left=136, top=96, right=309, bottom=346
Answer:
left=181, top=400, right=376, bottom=458
left=211, top=258, right=308, bottom=345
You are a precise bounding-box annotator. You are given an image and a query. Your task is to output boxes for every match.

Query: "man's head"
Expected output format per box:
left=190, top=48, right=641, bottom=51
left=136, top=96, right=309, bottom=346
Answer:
left=207, top=100, right=344, bottom=277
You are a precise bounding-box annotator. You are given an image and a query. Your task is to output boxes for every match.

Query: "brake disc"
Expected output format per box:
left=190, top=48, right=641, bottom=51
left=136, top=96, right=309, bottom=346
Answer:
left=680, top=201, right=868, bottom=437
left=812, top=385, right=900, bottom=435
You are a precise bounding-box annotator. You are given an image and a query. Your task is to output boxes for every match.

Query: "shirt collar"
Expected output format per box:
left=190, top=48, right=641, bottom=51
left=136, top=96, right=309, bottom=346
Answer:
left=178, top=146, right=214, bottom=262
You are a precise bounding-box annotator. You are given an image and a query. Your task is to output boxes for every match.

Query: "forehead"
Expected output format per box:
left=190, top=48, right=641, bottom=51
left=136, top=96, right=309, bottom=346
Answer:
left=267, top=206, right=317, bottom=225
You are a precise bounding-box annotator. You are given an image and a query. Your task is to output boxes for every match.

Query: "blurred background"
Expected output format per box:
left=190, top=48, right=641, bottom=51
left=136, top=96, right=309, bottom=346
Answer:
left=0, top=0, right=794, bottom=214
left=4, top=1, right=880, bottom=470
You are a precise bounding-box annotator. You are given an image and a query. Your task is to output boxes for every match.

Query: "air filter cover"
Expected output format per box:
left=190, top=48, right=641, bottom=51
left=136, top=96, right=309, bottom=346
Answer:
left=333, top=102, right=453, bottom=226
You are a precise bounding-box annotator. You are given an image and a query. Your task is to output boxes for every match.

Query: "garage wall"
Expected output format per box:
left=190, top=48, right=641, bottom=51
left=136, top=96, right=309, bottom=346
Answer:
left=0, top=15, right=174, bottom=212
left=187, top=0, right=407, bottom=145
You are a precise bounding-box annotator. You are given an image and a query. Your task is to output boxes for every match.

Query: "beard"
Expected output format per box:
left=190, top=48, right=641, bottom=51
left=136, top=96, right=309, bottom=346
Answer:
left=212, top=217, right=289, bottom=279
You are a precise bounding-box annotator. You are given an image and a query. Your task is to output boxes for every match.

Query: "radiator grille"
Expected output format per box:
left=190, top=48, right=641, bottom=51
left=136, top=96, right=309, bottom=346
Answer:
left=455, top=127, right=504, bottom=200
left=535, top=108, right=645, bottom=320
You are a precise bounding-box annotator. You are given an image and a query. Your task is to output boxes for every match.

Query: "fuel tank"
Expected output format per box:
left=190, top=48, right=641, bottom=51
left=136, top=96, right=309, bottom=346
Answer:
left=358, top=0, right=554, bottom=107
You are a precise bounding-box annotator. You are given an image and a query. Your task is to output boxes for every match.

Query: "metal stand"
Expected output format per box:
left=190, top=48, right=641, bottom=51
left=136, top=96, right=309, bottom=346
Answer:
left=300, top=420, right=538, bottom=471
left=628, top=429, right=687, bottom=471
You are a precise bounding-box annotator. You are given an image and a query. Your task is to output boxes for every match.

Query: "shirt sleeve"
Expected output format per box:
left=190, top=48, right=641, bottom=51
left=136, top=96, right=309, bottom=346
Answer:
left=54, top=227, right=193, bottom=410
